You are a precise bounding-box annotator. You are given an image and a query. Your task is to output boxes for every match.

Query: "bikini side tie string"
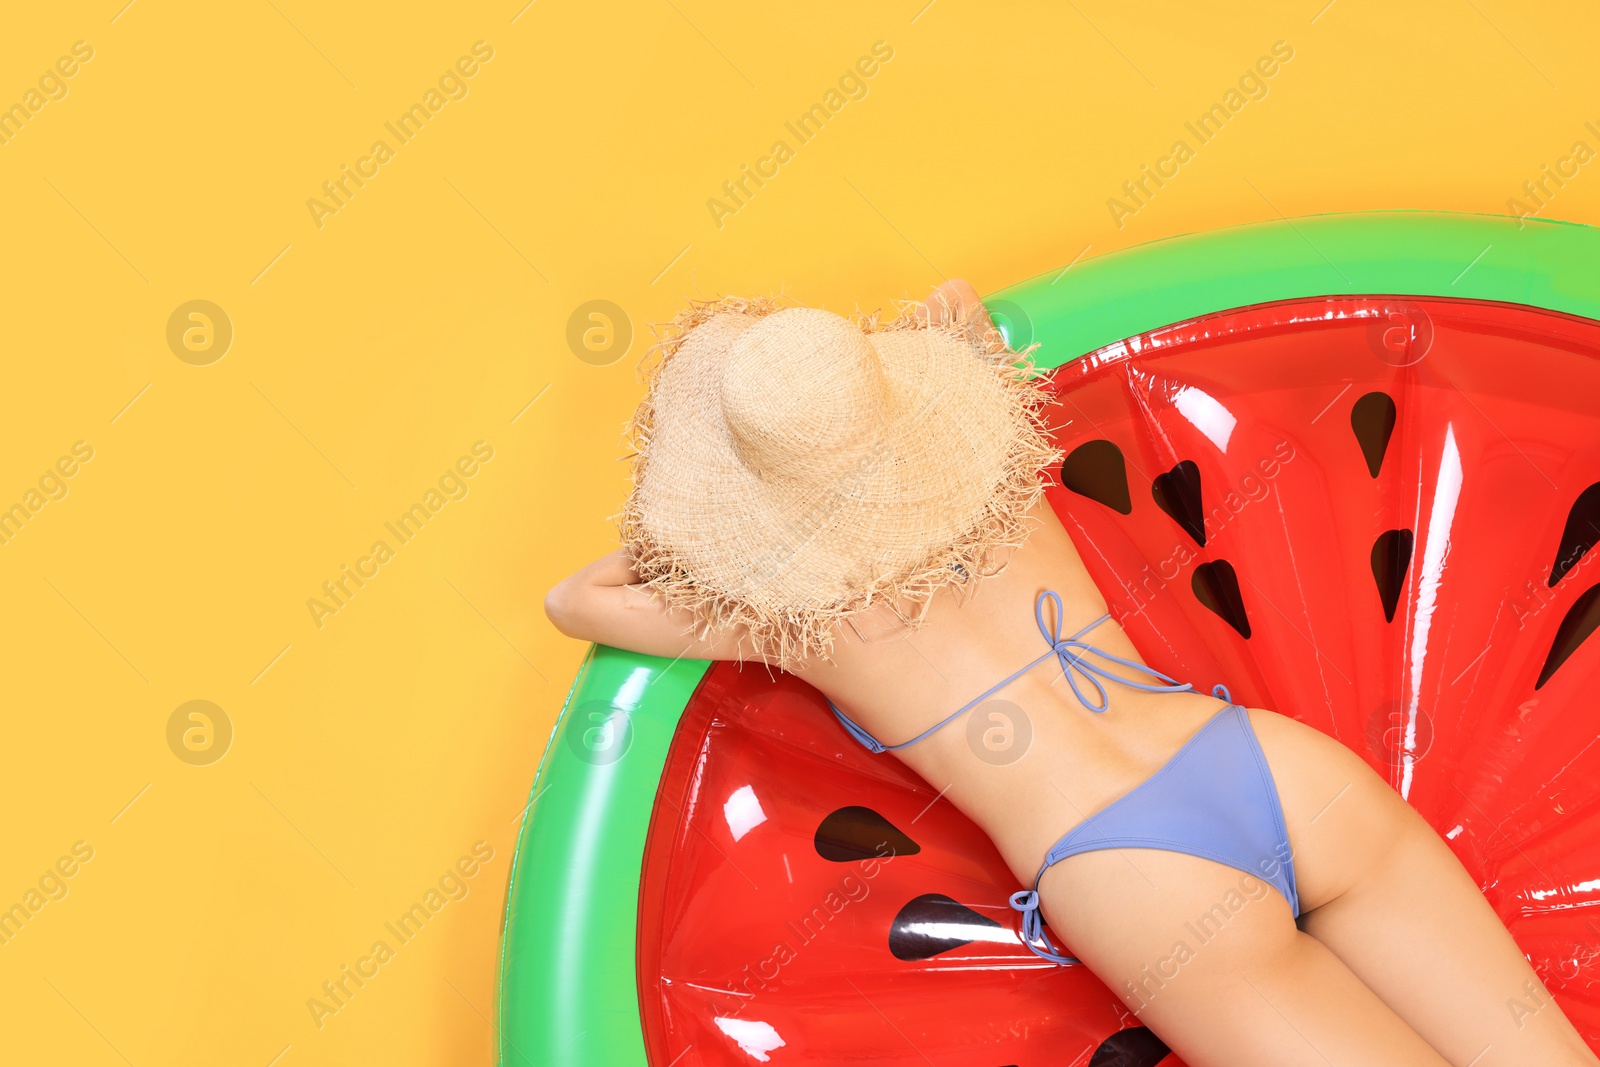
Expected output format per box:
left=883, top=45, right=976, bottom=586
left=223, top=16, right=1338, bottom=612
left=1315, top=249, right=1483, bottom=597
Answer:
left=1008, top=889, right=1079, bottom=965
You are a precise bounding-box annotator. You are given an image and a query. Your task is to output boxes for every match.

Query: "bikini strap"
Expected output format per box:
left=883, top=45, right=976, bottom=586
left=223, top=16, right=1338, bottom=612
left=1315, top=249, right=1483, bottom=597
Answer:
left=828, top=590, right=1198, bottom=753
left=828, top=700, right=893, bottom=754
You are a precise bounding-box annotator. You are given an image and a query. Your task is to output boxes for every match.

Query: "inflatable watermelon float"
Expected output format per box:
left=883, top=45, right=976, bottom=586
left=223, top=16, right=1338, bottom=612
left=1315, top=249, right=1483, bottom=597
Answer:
left=499, top=211, right=1600, bottom=1066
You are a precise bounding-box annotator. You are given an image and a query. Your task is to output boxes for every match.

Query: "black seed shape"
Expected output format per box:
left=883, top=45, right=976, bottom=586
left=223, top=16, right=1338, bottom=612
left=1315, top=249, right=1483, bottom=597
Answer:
left=1090, top=1026, right=1172, bottom=1067
left=1536, top=585, right=1600, bottom=689
left=1550, top=483, right=1600, bottom=587
left=1193, top=560, right=1251, bottom=638
left=888, top=893, right=1001, bottom=962
left=1351, top=391, right=1397, bottom=478
left=1151, top=460, right=1206, bottom=546
left=1062, top=440, right=1132, bottom=515
left=814, top=806, right=921, bottom=863
left=1371, top=529, right=1414, bottom=623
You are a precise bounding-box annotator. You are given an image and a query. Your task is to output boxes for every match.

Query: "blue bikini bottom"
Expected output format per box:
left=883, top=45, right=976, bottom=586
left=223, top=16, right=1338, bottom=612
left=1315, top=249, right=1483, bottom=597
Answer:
left=1009, top=701, right=1300, bottom=964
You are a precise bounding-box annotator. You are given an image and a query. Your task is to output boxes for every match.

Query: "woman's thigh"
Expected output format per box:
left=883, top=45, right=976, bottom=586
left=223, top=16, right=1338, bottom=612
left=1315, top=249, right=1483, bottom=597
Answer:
left=1040, top=847, right=1450, bottom=1067
left=1250, top=707, right=1598, bottom=1065
left=1298, top=810, right=1599, bottom=1066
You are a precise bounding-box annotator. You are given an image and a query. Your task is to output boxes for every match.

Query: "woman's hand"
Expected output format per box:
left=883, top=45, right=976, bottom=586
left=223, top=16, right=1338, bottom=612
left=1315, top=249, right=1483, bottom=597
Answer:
left=921, top=279, right=995, bottom=339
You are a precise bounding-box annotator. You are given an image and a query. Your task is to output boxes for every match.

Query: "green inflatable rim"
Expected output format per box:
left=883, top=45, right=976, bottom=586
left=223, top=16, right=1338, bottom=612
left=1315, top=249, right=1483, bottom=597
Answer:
left=496, top=646, right=710, bottom=1066
left=496, top=209, right=1600, bottom=1067
left=987, top=210, right=1600, bottom=369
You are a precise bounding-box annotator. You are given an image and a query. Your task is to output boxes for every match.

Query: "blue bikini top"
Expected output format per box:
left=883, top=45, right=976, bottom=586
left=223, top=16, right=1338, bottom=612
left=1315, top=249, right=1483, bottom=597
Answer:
left=827, top=590, right=1199, bottom=752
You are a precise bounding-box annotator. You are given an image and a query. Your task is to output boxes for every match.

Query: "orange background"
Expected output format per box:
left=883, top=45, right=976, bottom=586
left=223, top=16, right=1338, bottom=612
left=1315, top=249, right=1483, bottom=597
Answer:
left=1, top=1, right=1596, bottom=1063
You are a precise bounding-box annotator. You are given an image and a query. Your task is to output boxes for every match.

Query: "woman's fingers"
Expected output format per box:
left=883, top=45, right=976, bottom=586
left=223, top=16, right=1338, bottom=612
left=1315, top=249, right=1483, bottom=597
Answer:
left=924, top=279, right=992, bottom=337
left=923, top=280, right=961, bottom=325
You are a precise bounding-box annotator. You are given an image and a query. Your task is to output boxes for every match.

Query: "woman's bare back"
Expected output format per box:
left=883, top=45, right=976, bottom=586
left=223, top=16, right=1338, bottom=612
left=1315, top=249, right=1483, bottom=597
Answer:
left=789, top=499, right=1289, bottom=880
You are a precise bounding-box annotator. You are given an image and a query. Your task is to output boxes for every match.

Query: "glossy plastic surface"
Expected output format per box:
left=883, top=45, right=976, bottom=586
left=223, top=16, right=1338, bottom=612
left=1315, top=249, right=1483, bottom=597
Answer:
left=496, top=644, right=709, bottom=1066
left=986, top=211, right=1600, bottom=370
left=637, top=295, right=1600, bottom=1066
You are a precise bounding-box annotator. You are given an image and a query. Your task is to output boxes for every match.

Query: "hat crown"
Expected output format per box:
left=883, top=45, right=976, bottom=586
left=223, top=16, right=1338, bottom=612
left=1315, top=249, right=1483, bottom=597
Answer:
left=720, top=307, right=891, bottom=482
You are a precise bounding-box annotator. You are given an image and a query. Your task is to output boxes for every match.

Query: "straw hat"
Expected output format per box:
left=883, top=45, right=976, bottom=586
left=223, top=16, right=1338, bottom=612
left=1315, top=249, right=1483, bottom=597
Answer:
left=617, top=293, right=1063, bottom=670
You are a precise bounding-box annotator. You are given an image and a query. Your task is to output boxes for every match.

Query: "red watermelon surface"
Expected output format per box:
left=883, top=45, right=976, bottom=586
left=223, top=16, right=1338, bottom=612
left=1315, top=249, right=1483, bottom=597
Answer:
left=636, top=295, right=1600, bottom=1066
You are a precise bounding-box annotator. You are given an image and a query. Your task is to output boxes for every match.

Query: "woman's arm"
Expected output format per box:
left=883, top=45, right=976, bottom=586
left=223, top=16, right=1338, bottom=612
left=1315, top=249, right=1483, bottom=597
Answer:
left=543, top=547, right=769, bottom=664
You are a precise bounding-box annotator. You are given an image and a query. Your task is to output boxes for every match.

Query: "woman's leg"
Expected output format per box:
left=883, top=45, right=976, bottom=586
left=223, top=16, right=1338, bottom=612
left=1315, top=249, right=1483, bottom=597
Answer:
left=1297, top=805, right=1599, bottom=1066
left=1247, top=707, right=1599, bottom=1066
left=1040, top=847, right=1452, bottom=1067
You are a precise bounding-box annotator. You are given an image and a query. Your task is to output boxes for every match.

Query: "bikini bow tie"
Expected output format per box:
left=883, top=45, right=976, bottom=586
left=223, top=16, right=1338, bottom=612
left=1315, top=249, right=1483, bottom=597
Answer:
left=1008, top=889, right=1080, bottom=965
left=1033, top=591, right=1195, bottom=714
